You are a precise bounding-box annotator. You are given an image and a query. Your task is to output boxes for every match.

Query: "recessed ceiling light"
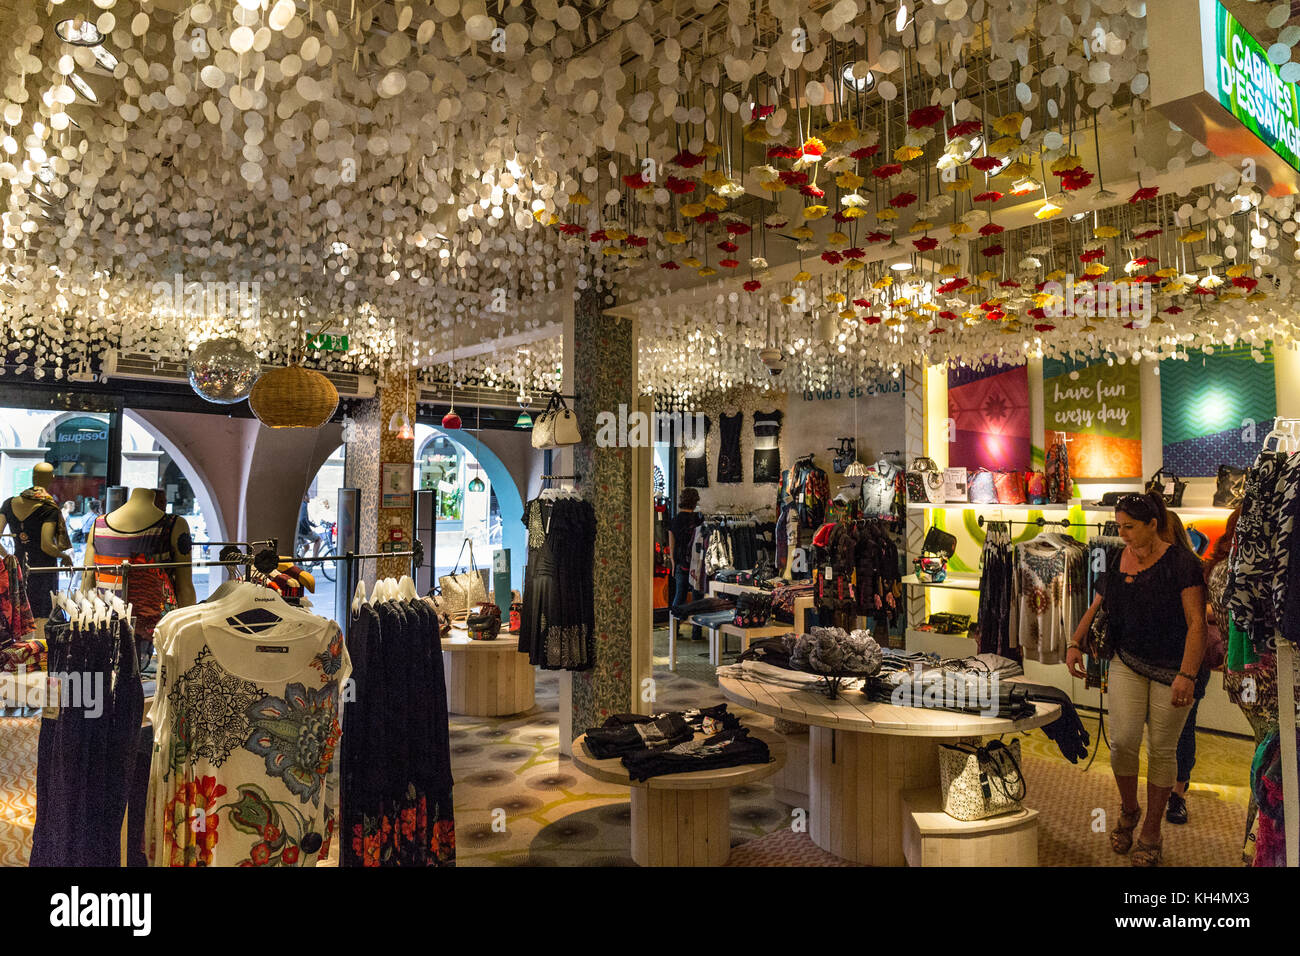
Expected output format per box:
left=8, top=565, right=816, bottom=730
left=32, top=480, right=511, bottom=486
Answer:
left=1070, top=211, right=1089, bottom=222
left=68, top=72, right=98, bottom=104
left=890, top=259, right=912, bottom=271
left=56, top=19, right=104, bottom=46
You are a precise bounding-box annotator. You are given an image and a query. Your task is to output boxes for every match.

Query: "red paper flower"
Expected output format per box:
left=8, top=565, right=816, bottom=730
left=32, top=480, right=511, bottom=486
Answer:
left=889, top=192, right=918, bottom=208
left=753, top=104, right=775, bottom=119
left=801, top=138, right=826, bottom=157
left=726, top=222, right=751, bottom=235
left=978, top=222, right=1004, bottom=236
left=908, top=105, right=945, bottom=128
left=1028, top=307, right=1047, bottom=319
left=929, top=327, right=945, bottom=334
left=971, top=156, right=1003, bottom=172
left=873, top=163, right=903, bottom=179
left=719, top=258, right=739, bottom=268
left=1059, top=168, right=1094, bottom=191
left=1131, top=256, right=1157, bottom=266
left=1165, top=306, right=1184, bottom=314
left=1079, top=247, right=1106, bottom=263
left=853, top=298, right=871, bottom=308
left=865, top=231, right=892, bottom=243
left=972, top=190, right=1004, bottom=202
left=717, top=240, right=738, bottom=252
left=940, top=310, right=958, bottom=320
left=821, top=251, right=843, bottom=264
left=588, top=229, right=609, bottom=242
left=800, top=184, right=825, bottom=199
left=743, top=280, right=762, bottom=291
left=1133, top=228, right=1163, bottom=240
left=623, top=234, right=648, bottom=247
left=1232, top=276, right=1259, bottom=291
left=946, top=120, right=983, bottom=139
left=778, top=169, right=809, bottom=186
left=850, top=145, right=881, bottom=160
left=998, top=279, right=1021, bottom=288
left=670, top=150, right=705, bottom=168
left=1033, top=324, right=1056, bottom=332
left=936, top=278, right=969, bottom=294
left=767, top=144, right=801, bottom=159
left=864, top=315, right=883, bottom=325
left=660, top=260, right=680, bottom=269
left=913, top=236, right=939, bottom=251
left=842, top=247, right=866, bottom=259
left=1192, top=286, right=1215, bottom=295
left=696, top=211, right=719, bottom=224
left=832, top=210, right=853, bottom=223
left=982, top=244, right=1005, bottom=257
left=664, top=176, right=697, bottom=194
left=558, top=223, right=586, bottom=236
left=763, top=218, right=788, bottom=229
left=622, top=173, right=651, bottom=190
left=1129, top=185, right=1159, bottom=203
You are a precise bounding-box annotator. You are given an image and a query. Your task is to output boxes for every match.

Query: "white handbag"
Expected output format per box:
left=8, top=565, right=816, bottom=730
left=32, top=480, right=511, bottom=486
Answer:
left=530, top=395, right=558, bottom=449
left=552, top=402, right=581, bottom=446
left=530, top=393, right=581, bottom=449
left=938, top=739, right=1026, bottom=821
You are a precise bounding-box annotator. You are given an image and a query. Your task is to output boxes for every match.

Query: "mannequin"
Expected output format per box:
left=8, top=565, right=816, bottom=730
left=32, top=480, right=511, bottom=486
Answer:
left=83, top=487, right=196, bottom=607
left=0, top=462, right=71, bottom=625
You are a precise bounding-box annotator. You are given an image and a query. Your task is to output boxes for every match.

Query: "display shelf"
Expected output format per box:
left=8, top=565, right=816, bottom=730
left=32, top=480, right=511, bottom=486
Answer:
left=903, top=572, right=980, bottom=590
left=905, top=627, right=979, bottom=659
left=907, top=501, right=1239, bottom=514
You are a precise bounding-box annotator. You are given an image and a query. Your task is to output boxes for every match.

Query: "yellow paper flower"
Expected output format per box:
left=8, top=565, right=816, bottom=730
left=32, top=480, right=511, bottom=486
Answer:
left=602, top=246, right=622, bottom=256
left=1248, top=291, right=1269, bottom=302
left=743, top=122, right=774, bottom=143
left=604, top=227, right=628, bottom=241
left=875, top=208, right=900, bottom=221
left=993, top=112, right=1025, bottom=135
left=1050, top=154, right=1083, bottom=173
left=873, top=276, right=893, bottom=290
left=894, top=145, right=924, bottom=162
left=533, top=208, right=550, bottom=222
left=989, top=136, right=1021, bottom=155
left=1033, top=292, right=1056, bottom=307
left=568, top=191, right=591, bottom=205
left=1084, top=263, right=1108, bottom=276
left=761, top=179, right=786, bottom=192
left=791, top=225, right=815, bottom=239
left=826, top=231, right=849, bottom=245
left=680, top=202, right=706, bottom=218
left=662, top=230, right=689, bottom=244
left=909, top=220, right=933, bottom=233
left=978, top=270, right=1000, bottom=282
left=1179, top=229, right=1207, bottom=243
left=697, top=266, right=717, bottom=276
left=885, top=317, right=903, bottom=327
left=700, top=169, right=728, bottom=187
left=841, top=207, right=867, bottom=219
left=844, top=260, right=865, bottom=271
left=940, top=263, right=961, bottom=276
left=1045, top=269, right=1067, bottom=281
left=1094, top=225, right=1120, bottom=238
left=891, top=297, right=911, bottom=308
left=1226, top=263, right=1249, bottom=277
left=803, top=205, right=829, bottom=219
left=945, top=178, right=972, bottom=192
left=780, top=295, right=796, bottom=304
left=683, top=256, right=702, bottom=268
left=922, top=302, right=941, bottom=312
left=1154, top=267, right=1178, bottom=278
left=703, top=194, right=728, bottom=210
left=997, top=160, right=1032, bottom=179
left=701, top=142, right=722, bottom=157
left=949, top=222, right=972, bottom=235
left=827, top=292, right=846, bottom=304
left=823, top=120, right=859, bottom=144
left=836, top=171, right=866, bottom=190
left=839, top=308, right=856, bottom=318
left=794, top=270, right=812, bottom=282
left=1034, top=201, right=1063, bottom=221
left=802, top=137, right=826, bottom=157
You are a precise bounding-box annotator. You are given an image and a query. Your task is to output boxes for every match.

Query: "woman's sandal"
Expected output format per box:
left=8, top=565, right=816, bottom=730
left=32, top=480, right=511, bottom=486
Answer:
left=1110, top=807, right=1142, bottom=854
left=1132, top=838, right=1163, bottom=867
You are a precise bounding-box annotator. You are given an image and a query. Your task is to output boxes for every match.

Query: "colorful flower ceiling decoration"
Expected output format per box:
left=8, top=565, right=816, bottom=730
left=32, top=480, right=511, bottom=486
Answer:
left=0, top=0, right=1296, bottom=403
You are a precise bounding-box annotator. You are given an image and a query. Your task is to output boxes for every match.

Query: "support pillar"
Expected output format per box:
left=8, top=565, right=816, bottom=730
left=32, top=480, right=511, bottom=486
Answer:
left=343, top=380, right=414, bottom=586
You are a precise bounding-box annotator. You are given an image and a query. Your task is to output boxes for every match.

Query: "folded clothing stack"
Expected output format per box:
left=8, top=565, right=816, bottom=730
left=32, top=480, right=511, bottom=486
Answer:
left=669, top=596, right=734, bottom=620
left=582, top=705, right=770, bottom=781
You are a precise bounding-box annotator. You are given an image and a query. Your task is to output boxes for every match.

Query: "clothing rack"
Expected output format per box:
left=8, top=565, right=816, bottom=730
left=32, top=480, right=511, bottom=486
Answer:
left=541, top=474, right=578, bottom=481
left=976, top=514, right=1106, bottom=531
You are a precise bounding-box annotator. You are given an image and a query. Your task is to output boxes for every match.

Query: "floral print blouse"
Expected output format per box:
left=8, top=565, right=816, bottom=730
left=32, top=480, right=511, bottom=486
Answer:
left=145, top=601, right=350, bottom=867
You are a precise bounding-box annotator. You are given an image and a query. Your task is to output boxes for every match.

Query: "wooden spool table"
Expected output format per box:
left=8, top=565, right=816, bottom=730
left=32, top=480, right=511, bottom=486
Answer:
left=718, top=675, right=1058, bottom=866
left=571, top=729, right=785, bottom=867
left=441, top=631, right=535, bottom=717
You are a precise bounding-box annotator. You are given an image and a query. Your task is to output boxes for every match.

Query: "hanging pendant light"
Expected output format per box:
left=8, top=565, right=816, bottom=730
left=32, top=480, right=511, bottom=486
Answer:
left=442, top=355, right=461, bottom=428
left=467, top=460, right=485, bottom=493
left=514, top=378, right=532, bottom=427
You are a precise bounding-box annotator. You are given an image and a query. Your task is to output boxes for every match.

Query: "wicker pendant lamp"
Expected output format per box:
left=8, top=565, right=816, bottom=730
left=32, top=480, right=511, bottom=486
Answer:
left=249, top=364, right=339, bottom=428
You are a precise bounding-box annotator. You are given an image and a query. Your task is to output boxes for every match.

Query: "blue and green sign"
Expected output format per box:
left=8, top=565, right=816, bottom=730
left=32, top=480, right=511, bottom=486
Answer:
left=1214, top=2, right=1300, bottom=171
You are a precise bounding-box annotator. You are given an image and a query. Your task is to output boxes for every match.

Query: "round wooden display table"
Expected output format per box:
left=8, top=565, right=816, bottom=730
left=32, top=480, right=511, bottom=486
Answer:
left=718, top=676, right=1059, bottom=866
left=571, top=730, right=785, bottom=867
left=441, top=631, right=535, bottom=717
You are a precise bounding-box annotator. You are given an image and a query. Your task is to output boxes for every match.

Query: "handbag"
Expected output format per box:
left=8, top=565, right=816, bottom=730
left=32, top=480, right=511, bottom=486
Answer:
left=1087, top=568, right=1115, bottom=661
left=913, top=553, right=948, bottom=583
left=993, top=469, right=1027, bottom=505
left=551, top=393, right=582, bottom=446
left=968, top=468, right=997, bottom=504
left=438, top=539, right=488, bottom=618
left=922, top=526, right=957, bottom=558
left=938, top=739, right=1027, bottom=821
left=1025, top=471, right=1047, bottom=505
left=942, top=467, right=967, bottom=502
left=1145, top=467, right=1186, bottom=507
left=905, top=456, right=945, bottom=504
left=467, top=601, right=502, bottom=640
left=530, top=394, right=558, bottom=449
left=1213, top=464, right=1247, bottom=509
left=830, top=438, right=856, bottom=475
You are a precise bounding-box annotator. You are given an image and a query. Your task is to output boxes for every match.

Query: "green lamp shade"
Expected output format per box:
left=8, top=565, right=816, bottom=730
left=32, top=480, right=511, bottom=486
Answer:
left=515, top=410, right=533, bottom=428
left=468, top=476, right=486, bottom=493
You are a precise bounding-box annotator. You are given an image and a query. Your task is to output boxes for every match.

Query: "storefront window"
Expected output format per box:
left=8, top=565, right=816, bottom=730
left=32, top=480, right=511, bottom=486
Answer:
left=416, top=428, right=502, bottom=579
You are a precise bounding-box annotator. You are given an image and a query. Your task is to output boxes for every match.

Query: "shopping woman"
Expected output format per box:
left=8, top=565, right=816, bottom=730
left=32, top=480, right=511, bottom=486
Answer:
left=1066, top=492, right=1207, bottom=866
left=668, top=487, right=704, bottom=640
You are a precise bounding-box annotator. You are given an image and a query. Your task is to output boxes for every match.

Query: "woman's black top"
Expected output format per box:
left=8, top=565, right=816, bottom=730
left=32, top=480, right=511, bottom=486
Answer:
left=670, top=511, right=702, bottom=566
left=1102, top=544, right=1205, bottom=673
left=1, top=498, right=60, bottom=618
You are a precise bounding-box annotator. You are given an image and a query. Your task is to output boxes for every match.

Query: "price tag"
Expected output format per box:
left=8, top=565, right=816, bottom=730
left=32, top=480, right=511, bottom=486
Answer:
left=824, top=565, right=833, bottom=580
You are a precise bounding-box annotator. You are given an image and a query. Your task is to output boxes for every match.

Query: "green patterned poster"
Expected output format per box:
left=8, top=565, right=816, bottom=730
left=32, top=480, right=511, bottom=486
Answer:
left=1043, top=358, right=1142, bottom=479
left=1160, top=344, right=1276, bottom=476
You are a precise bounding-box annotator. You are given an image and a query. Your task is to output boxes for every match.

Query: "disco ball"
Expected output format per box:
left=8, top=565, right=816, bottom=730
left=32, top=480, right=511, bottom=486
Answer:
left=188, top=337, right=262, bottom=404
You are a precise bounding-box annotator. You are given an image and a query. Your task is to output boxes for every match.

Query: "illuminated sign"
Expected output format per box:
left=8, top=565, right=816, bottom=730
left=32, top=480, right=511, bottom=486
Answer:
left=1212, top=2, right=1300, bottom=171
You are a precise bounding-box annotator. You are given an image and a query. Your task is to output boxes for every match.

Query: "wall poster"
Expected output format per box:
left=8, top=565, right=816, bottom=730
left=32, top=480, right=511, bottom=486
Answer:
left=946, top=363, right=1030, bottom=471
left=1160, top=344, right=1276, bottom=477
left=1043, top=358, right=1143, bottom=479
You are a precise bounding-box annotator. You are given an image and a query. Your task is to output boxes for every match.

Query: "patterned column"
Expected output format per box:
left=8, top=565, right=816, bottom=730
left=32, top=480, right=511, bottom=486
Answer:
left=903, top=359, right=927, bottom=648
left=343, top=381, right=414, bottom=585
left=570, top=282, right=636, bottom=729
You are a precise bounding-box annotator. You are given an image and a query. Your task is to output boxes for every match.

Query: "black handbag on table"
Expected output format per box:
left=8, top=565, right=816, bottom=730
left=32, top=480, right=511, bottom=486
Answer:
left=1145, top=467, right=1186, bottom=507
left=1213, top=465, right=1247, bottom=509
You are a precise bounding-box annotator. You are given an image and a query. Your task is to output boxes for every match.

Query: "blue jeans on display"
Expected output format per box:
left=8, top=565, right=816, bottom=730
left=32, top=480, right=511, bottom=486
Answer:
left=1176, top=698, right=1200, bottom=785
left=672, top=567, right=703, bottom=640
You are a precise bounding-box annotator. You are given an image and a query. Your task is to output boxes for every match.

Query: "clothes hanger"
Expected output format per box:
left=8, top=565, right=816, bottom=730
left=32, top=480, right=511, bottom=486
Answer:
left=398, top=575, right=417, bottom=600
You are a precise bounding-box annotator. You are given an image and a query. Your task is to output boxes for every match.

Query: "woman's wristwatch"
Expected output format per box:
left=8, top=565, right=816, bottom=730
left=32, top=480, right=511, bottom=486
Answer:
left=1177, top=671, right=1196, bottom=683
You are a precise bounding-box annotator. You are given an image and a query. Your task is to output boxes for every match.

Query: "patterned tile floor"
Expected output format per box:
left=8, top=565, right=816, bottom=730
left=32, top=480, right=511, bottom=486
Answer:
left=0, top=629, right=1261, bottom=867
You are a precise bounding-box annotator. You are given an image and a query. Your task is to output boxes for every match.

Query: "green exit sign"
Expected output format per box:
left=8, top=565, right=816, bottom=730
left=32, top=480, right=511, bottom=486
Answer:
left=307, top=332, right=349, bottom=353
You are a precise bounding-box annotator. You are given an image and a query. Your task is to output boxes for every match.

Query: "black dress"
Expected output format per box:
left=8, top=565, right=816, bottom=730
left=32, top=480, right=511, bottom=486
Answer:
left=717, top=412, right=743, bottom=483
left=0, top=497, right=60, bottom=619
left=684, top=415, right=711, bottom=488
left=752, top=411, right=783, bottom=483
left=518, top=497, right=597, bottom=670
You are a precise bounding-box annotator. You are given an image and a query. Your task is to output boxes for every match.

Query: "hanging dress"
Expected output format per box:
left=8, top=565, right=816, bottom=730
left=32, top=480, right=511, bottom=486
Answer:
left=717, top=412, right=743, bottom=483
left=90, top=513, right=180, bottom=654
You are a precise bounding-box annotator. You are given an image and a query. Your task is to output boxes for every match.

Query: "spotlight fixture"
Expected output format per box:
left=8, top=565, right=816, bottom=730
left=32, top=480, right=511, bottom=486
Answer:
left=91, top=45, right=118, bottom=72
left=842, top=64, right=875, bottom=93
left=56, top=19, right=104, bottom=46
left=895, top=3, right=912, bottom=32
left=1070, top=211, right=1089, bottom=222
